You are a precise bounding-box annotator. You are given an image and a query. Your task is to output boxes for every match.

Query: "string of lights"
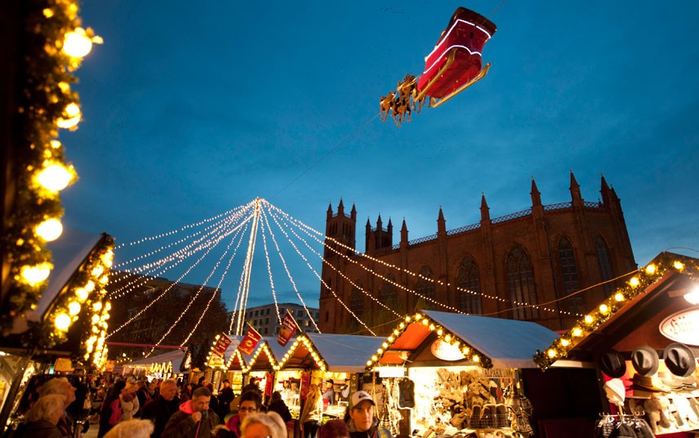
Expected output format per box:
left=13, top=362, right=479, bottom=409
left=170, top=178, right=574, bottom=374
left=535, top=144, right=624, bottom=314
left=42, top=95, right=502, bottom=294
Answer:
left=109, top=213, right=251, bottom=300
left=270, top=206, right=464, bottom=314
left=259, top=205, right=322, bottom=332
left=258, top=213, right=283, bottom=325
left=107, top=217, right=248, bottom=338
left=262, top=203, right=370, bottom=334
left=267, top=207, right=400, bottom=318
left=115, top=201, right=255, bottom=249
left=269, top=202, right=580, bottom=317
left=177, top=218, right=249, bottom=347
left=232, top=199, right=262, bottom=336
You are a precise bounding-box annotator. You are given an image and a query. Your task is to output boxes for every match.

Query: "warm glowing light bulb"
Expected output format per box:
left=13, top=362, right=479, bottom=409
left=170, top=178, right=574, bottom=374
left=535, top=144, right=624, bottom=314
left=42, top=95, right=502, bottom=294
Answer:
left=75, top=287, right=88, bottom=302
left=57, top=103, right=82, bottom=129
left=472, top=355, right=480, bottom=362
left=599, top=304, right=609, bottom=314
left=572, top=327, right=583, bottom=337
left=63, top=28, right=93, bottom=58
left=547, top=349, right=557, bottom=358
left=85, top=281, right=95, bottom=292
left=674, top=261, right=685, bottom=271
left=629, top=277, right=640, bottom=287
left=584, top=315, right=594, bottom=324
left=36, top=163, right=74, bottom=191
left=21, top=263, right=52, bottom=285
left=35, top=218, right=63, bottom=241
left=91, top=265, right=104, bottom=277
left=645, top=264, right=657, bottom=275
left=68, top=301, right=81, bottom=316
left=55, top=313, right=71, bottom=331
left=614, top=293, right=625, bottom=302
left=561, top=339, right=570, bottom=347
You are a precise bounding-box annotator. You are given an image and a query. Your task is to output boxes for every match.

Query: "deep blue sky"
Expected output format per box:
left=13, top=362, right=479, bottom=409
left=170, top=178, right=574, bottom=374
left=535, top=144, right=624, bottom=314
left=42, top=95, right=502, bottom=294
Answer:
left=62, top=1, right=699, bottom=312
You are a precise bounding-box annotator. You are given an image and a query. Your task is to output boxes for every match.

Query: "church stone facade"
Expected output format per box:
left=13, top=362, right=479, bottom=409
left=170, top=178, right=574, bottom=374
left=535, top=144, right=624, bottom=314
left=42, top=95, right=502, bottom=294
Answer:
left=318, top=173, right=636, bottom=334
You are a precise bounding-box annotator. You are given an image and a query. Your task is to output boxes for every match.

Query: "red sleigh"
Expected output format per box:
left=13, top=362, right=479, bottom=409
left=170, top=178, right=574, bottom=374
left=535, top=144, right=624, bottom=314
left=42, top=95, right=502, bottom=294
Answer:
left=416, top=7, right=497, bottom=107
left=380, top=7, right=497, bottom=125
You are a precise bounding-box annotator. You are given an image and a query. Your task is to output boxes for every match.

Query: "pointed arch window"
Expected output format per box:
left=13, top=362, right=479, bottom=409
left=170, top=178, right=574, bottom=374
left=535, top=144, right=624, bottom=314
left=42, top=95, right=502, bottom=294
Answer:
left=558, top=237, right=584, bottom=314
left=415, top=266, right=436, bottom=310
left=458, top=257, right=482, bottom=314
left=506, top=247, right=539, bottom=320
left=349, top=283, right=364, bottom=317
left=596, top=236, right=614, bottom=296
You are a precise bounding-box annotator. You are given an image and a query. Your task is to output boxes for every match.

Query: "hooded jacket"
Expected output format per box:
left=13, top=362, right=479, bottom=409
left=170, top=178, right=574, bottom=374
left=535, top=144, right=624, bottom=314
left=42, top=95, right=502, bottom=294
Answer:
left=162, top=400, right=220, bottom=438
left=347, top=417, right=393, bottom=438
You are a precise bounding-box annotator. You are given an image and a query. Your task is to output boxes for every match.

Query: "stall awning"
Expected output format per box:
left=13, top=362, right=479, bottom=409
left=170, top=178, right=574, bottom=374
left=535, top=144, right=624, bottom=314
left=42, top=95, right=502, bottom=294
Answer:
left=373, top=310, right=558, bottom=369
left=279, top=333, right=384, bottom=373
left=122, top=349, right=186, bottom=375
left=245, top=337, right=289, bottom=371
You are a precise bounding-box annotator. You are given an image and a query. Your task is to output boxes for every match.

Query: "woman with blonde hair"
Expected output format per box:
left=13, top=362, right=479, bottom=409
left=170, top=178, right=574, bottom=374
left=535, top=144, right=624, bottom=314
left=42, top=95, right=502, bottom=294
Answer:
left=119, top=378, right=140, bottom=421
left=103, top=419, right=154, bottom=438
left=21, top=394, right=66, bottom=438
left=299, top=384, right=323, bottom=438
left=241, top=411, right=287, bottom=438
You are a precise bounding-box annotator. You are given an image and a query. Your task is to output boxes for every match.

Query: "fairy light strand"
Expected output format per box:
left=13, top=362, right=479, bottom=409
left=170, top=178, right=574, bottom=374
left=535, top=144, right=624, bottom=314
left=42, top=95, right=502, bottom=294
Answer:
left=179, top=219, right=249, bottom=347
left=267, top=206, right=400, bottom=318
left=258, top=205, right=322, bottom=332
left=107, top=216, right=250, bottom=338
left=258, top=213, right=282, bottom=325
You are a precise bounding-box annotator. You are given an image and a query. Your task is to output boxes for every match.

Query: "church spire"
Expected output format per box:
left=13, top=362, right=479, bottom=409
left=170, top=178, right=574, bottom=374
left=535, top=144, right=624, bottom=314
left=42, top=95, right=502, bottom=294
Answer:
left=530, top=177, right=542, bottom=207
left=480, top=193, right=490, bottom=222
left=569, top=170, right=582, bottom=202
left=437, top=206, right=446, bottom=234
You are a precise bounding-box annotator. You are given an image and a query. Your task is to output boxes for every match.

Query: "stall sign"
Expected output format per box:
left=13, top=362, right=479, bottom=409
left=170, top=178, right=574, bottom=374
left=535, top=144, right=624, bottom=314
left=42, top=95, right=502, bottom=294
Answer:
left=212, top=333, right=233, bottom=356
left=277, top=309, right=298, bottom=347
left=54, top=358, right=74, bottom=372
left=482, top=368, right=515, bottom=379
left=239, top=327, right=262, bottom=355
left=659, top=307, right=699, bottom=346
left=431, top=339, right=466, bottom=361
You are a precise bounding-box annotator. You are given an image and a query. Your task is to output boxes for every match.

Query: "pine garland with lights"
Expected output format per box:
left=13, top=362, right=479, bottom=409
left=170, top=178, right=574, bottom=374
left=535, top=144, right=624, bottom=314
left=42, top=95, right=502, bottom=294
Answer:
left=533, top=255, right=699, bottom=370
left=1, top=0, right=99, bottom=333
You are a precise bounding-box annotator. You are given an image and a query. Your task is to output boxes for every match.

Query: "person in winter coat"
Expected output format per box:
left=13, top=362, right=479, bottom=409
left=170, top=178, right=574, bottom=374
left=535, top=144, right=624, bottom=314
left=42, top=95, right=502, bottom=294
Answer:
left=141, top=379, right=181, bottom=438
left=225, top=391, right=263, bottom=438
left=346, top=391, right=392, bottom=438
left=19, top=394, right=66, bottom=438
left=119, top=379, right=140, bottom=421
left=299, top=384, right=323, bottom=438
left=98, top=380, right=126, bottom=438
left=38, top=376, right=77, bottom=437
left=266, top=391, right=292, bottom=423
left=162, top=386, right=220, bottom=438
left=217, top=380, right=235, bottom=421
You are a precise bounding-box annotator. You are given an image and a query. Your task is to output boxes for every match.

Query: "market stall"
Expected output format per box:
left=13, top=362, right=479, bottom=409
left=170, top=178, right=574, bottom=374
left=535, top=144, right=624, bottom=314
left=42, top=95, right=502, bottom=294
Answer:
left=276, top=333, right=384, bottom=419
left=367, top=310, right=561, bottom=438
left=0, top=229, right=114, bottom=432
left=535, top=252, right=699, bottom=438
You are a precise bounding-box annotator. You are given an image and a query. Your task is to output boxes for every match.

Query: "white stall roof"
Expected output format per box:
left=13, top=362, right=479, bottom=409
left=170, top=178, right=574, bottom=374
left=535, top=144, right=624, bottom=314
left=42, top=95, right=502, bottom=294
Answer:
left=307, top=333, right=384, bottom=373
left=422, top=310, right=559, bottom=369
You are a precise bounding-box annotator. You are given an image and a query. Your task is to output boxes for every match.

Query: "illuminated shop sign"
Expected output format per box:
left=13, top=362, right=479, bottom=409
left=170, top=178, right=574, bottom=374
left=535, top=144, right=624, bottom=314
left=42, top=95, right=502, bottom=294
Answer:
left=659, top=307, right=699, bottom=346
left=431, top=339, right=466, bottom=361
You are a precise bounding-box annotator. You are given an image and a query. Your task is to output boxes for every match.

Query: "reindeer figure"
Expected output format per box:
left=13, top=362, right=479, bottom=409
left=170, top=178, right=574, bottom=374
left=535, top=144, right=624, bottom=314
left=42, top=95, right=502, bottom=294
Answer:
left=393, top=94, right=411, bottom=127
left=380, top=90, right=397, bottom=122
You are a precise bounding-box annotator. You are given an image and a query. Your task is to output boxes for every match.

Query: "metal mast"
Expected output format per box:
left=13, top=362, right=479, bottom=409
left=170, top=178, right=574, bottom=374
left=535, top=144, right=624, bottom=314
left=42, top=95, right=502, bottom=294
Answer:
left=234, top=197, right=261, bottom=335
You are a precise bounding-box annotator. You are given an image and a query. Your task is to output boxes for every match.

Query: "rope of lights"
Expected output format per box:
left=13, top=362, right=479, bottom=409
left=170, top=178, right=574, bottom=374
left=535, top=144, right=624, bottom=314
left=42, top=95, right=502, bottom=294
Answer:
left=271, top=206, right=463, bottom=314
left=112, top=205, right=253, bottom=280
left=107, top=218, right=247, bottom=338
left=115, top=201, right=254, bottom=249
left=263, top=204, right=365, bottom=334
left=270, top=202, right=581, bottom=318
left=275, top=334, right=328, bottom=372
left=230, top=199, right=262, bottom=336
left=366, top=312, right=493, bottom=369
left=268, top=207, right=400, bottom=317
left=109, top=214, right=248, bottom=300
left=534, top=257, right=699, bottom=369
left=259, top=205, right=322, bottom=332
left=258, top=214, right=282, bottom=325
left=179, top=219, right=250, bottom=347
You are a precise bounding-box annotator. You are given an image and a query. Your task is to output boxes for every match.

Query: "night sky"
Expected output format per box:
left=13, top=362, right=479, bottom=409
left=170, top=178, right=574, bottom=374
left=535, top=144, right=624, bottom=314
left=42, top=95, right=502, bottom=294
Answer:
left=61, top=1, right=699, bottom=312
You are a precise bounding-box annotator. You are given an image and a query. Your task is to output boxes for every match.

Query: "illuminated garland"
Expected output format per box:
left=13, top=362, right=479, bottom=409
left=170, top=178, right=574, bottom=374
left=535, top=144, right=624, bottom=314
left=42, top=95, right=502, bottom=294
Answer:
left=1, top=0, right=100, bottom=332
left=275, top=334, right=327, bottom=372
left=366, top=313, right=493, bottom=369
left=533, top=256, right=699, bottom=370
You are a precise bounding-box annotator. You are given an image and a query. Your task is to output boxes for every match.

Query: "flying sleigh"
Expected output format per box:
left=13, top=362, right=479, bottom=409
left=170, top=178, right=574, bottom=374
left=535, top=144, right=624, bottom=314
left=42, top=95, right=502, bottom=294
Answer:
left=380, top=7, right=497, bottom=126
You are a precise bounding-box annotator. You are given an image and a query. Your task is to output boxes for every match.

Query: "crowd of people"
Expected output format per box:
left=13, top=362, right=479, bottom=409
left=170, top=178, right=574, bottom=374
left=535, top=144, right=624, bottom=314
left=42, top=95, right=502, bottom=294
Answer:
left=5, top=374, right=391, bottom=438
